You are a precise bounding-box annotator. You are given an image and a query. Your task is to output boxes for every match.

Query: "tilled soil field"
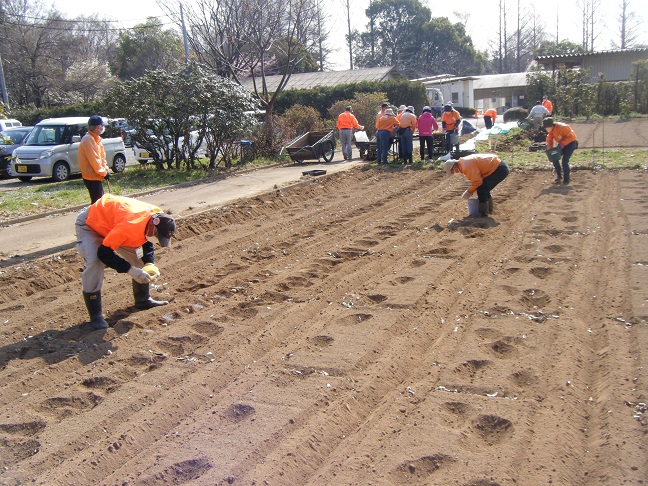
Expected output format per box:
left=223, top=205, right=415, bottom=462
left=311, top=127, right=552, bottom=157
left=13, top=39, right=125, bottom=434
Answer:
left=0, top=164, right=647, bottom=485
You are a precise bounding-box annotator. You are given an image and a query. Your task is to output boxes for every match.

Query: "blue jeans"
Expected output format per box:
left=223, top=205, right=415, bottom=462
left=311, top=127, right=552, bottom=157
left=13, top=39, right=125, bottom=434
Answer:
left=376, top=130, right=390, bottom=164
left=399, top=128, right=413, bottom=162
left=552, top=140, right=578, bottom=180
left=476, top=162, right=509, bottom=202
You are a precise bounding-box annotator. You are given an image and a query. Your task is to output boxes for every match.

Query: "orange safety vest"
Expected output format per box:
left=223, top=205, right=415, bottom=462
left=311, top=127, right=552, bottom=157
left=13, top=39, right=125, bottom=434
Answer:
left=337, top=111, right=362, bottom=130
left=442, top=110, right=461, bottom=131
left=457, top=154, right=501, bottom=194
left=542, top=99, right=553, bottom=114
left=484, top=109, right=497, bottom=121
left=78, top=131, right=109, bottom=181
left=86, top=194, right=162, bottom=250
left=546, top=122, right=576, bottom=149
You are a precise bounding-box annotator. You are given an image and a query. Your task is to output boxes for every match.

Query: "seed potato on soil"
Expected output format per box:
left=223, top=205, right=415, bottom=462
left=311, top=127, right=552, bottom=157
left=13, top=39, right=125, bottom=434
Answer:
left=0, top=120, right=646, bottom=485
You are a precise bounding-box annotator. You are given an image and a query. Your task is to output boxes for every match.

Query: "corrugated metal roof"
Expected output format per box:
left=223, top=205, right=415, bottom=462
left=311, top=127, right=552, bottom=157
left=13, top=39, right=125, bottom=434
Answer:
left=535, top=47, right=648, bottom=61
left=473, top=72, right=529, bottom=89
left=414, top=74, right=479, bottom=84
left=240, top=66, right=401, bottom=93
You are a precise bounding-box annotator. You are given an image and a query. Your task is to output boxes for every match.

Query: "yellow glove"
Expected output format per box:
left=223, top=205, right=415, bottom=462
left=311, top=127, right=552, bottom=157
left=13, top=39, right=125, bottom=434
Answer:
left=142, top=263, right=160, bottom=280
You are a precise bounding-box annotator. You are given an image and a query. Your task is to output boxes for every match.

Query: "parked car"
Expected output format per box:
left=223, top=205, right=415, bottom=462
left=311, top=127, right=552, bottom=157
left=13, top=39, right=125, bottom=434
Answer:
left=0, top=118, right=23, bottom=131
left=0, top=126, right=33, bottom=178
left=9, top=117, right=127, bottom=182
left=132, top=129, right=201, bottom=164
left=106, top=118, right=132, bottom=147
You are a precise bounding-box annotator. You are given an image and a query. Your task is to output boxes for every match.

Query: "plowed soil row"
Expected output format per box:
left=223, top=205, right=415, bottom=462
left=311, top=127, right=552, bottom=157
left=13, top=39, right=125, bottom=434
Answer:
left=0, top=166, right=646, bottom=485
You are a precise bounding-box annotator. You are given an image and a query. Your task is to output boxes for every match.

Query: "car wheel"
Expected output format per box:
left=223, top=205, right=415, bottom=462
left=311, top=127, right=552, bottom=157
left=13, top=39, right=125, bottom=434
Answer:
left=0, top=159, right=10, bottom=179
left=18, top=176, right=32, bottom=182
left=322, top=141, right=335, bottom=163
left=112, top=154, right=127, bottom=173
left=52, top=162, right=70, bottom=182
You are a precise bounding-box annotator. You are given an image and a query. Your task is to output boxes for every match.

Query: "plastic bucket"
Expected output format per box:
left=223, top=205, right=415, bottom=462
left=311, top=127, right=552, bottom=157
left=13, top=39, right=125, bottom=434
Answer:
left=467, top=198, right=479, bottom=215
left=546, top=147, right=562, bottom=162
left=450, top=134, right=460, bottom=145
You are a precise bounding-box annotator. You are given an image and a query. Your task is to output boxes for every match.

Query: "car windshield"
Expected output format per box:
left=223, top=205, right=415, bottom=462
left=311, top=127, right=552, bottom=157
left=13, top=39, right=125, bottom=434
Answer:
left=25, top=125, right=74, bottom=146
left=0, top=129, right=30, bottom=144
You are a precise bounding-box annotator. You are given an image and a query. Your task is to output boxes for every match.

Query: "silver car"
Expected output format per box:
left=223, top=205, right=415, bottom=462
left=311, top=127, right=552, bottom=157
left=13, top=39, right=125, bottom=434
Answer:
left=0, top=126, right=33, bottom=178
left=10, top=117, right=127, bottom=182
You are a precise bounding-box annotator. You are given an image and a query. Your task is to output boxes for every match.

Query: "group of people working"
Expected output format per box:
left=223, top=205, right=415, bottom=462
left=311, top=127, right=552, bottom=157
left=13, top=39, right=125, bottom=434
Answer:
left=77, top=97, right=576, bottom=332
left=341, top=102, right=465, bottom=166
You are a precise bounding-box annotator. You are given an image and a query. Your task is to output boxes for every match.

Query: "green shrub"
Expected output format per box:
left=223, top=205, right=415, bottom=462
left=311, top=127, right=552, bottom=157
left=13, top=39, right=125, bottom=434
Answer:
left=454, top=106, right=477, bottom=118
left=504, top=107, right=528, bottom=122
left=275, top=79, right=427, bottom=120
left=278, top=104, right=325, bottom=142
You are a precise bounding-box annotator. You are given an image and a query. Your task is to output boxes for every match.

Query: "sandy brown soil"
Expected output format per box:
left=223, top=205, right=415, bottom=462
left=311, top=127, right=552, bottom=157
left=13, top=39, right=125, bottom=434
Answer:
left=0, top=159, right=647, bottom=485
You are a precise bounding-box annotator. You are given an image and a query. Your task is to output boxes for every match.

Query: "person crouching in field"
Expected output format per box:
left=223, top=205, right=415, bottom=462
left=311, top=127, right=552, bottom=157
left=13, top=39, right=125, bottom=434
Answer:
left=76, top=194, right=176, bottom=330
left=543, top=117, right=578, bottom=185
left=444, top=153, right=509, bottom=217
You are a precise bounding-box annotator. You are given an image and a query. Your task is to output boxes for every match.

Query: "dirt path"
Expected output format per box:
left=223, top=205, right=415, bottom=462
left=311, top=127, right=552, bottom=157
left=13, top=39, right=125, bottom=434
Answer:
left=0, top=166, right=646, bottom=485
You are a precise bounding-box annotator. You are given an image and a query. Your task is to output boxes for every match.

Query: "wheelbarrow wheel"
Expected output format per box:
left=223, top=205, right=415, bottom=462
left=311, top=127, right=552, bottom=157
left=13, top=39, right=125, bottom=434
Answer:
left=321, top=141, right=334, bottom=163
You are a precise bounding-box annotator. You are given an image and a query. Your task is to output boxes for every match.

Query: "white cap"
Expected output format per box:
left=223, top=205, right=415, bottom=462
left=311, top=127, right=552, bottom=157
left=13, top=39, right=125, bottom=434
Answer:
left=443, top=160, right=457, bottom=175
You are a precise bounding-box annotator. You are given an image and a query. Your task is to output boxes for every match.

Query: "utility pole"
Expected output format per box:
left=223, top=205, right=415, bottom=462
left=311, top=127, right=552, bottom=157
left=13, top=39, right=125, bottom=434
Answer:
left=180, top=2, right=190, bottom=63
left=345, top=0, right=353, bottom=70
left=0, top=54, right=9, bottom=112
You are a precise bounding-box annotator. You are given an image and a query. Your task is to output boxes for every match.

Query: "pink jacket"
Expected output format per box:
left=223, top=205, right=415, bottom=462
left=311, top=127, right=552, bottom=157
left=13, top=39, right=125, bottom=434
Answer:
left=416, top=112, right=439, bottom=136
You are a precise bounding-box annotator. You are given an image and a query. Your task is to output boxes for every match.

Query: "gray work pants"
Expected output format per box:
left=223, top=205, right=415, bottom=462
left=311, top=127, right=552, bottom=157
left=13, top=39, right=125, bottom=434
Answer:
left=339, top=129, right=353, bottom=159
left=75, top=208, right=143, bottom=293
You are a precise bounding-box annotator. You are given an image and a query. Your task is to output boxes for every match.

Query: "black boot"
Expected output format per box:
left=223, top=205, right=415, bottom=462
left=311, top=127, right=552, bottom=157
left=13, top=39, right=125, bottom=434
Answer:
left=487, top=196, right=493, bottom=214
left=133, top=281, right=168, bottom=310
left=478, top=202, right=489, bottom=217
left=83, top=291, right=109, bottom=330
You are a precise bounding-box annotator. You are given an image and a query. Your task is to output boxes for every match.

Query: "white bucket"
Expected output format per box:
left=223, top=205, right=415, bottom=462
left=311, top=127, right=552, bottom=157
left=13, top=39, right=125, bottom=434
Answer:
left=467, top=198, right=479, bottom=215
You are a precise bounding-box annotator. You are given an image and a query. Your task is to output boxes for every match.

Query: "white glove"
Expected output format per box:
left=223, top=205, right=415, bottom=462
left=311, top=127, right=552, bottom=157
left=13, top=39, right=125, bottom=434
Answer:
left=128, top=266, right=152, bottom=284
left=462, top=190, right=472, bottom=200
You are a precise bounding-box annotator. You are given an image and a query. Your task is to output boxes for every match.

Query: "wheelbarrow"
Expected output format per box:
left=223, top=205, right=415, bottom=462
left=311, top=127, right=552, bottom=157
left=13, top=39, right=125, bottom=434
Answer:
left=282, top=130, right=336, bottom=163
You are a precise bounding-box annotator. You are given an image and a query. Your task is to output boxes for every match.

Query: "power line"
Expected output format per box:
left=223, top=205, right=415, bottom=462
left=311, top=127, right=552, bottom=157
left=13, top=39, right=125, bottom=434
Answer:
left=1, top=11, right=173, bottom=29
left=1, top=18, right=176, bottom=33
left=3, top=11, right=170, bottom=23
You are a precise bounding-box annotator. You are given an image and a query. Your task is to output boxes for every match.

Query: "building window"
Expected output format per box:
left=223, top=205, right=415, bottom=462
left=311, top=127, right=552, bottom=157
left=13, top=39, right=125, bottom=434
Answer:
left=452, top=92, right=459, bottom=104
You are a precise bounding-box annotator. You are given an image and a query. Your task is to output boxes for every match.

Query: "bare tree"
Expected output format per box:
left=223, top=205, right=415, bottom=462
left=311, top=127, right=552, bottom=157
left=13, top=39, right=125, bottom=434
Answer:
left=159, top=0, right=319, bottom=155
left=162, top=0, right=317, bottom=112
left=578, top=0, right=602, bottom=52
left=614, top=0, right=640, bottom=49
left=491, top=0, right=548, bottom=74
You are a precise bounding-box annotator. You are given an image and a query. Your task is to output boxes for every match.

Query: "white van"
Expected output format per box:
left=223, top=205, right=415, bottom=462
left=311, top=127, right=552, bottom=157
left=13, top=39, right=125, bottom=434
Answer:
left=0, top=119, right=23, bottom=131
left=9, top=117, right=127, bottom=182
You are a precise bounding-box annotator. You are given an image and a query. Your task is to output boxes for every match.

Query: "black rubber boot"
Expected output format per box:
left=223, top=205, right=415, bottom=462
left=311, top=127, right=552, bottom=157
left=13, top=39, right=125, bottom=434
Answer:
left=487, top=196, right=493, bottom=214
left=552, top=162, right=562, bottom=183
left=478, top=202, right=489, bottom=217
left=133, top=281, right=168, bottom=310
left=83, top=291, right=109, bottom=330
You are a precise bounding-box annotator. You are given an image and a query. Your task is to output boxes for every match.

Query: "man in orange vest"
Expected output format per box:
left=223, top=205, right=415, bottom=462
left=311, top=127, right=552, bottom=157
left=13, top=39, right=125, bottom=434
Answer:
left=75, top=194, right=176, bottom=330
left=78, top=115, right=111, bottom=203
left=444, top=153, right=509, bottom=217
left=542, top=95, right=553, bottom=114
left=441, top=104, right=461, bottom=153
left=336, top=105, right=364, bottom=161
left=543, top=117, right=578, bottom=184
left=483, top=108, right=497, bottom=129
